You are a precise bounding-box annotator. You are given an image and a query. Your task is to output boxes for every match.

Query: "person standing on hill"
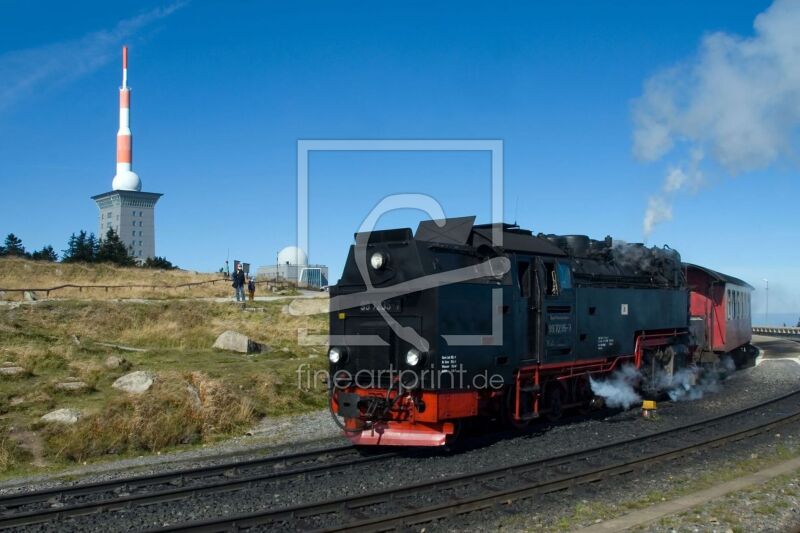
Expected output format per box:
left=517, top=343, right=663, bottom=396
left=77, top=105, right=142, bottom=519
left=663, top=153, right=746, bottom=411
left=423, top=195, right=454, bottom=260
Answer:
left=247, top=276, right=256, bottom=302
left=232, top=263, right=246, bottom=302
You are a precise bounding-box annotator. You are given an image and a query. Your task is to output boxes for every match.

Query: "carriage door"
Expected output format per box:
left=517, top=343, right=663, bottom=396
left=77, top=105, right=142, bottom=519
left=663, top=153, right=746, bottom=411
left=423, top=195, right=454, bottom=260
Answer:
left=539, top=258, right=576, bottom=364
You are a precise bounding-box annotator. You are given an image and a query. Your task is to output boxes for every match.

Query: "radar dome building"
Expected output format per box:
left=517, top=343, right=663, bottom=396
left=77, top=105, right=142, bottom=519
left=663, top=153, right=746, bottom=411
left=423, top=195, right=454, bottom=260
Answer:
left=258, top=246, right=328, bottom=289
left=91, top=46, right=162, bottom=262
left=278, top=246, right=307, bottom=266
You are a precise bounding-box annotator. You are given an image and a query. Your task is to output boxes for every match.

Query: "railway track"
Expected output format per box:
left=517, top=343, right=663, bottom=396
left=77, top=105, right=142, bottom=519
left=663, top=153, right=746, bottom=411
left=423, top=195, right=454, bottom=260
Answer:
left=0, top=443, right=395, bottom=530
left=147, top=388, right=800, bottom=532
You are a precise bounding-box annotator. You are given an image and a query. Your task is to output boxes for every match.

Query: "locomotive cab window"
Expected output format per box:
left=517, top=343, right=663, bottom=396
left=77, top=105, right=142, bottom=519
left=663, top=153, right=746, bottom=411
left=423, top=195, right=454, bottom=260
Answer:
left=556, top=262, right=572, bottom=290
left=517, top=260, right=531, bottom=298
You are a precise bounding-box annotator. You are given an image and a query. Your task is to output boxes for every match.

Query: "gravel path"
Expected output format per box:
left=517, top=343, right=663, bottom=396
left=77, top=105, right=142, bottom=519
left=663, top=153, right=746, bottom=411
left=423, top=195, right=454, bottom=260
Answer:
left=632, top=466, right=800, bottom=533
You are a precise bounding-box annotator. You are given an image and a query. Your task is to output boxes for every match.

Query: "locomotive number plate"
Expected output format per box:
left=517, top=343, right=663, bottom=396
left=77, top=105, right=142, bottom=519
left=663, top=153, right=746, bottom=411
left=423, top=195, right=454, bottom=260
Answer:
left=359, top=301, right=401, bottom=313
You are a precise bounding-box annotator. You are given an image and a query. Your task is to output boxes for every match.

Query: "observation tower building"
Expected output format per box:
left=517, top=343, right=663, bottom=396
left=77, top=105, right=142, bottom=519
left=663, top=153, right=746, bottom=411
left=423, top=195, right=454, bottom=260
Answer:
left=91, top=46, right=162, bottom=262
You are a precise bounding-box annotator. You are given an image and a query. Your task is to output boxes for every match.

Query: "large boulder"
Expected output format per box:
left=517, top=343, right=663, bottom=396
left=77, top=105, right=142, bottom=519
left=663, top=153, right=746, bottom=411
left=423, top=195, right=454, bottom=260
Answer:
left=41, top=408, right=81, bottom=424
left=212, top=330, right=264, bottom=354
left=112, top=371, right=155, bottom=394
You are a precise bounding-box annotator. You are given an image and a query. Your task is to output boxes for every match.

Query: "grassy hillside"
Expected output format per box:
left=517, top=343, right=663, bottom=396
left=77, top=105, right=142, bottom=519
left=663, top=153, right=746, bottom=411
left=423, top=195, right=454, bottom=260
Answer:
left=0, top=297, right=329, bottom=475
left=0, top=257, right=232, bottom=300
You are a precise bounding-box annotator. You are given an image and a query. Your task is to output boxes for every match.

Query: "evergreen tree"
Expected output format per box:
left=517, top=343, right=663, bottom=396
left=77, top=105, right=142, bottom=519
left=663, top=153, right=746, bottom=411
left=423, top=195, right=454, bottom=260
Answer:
left=62, top=232, right=80, bottom=262
left=142, top=256, right=177, bottom=269
left=87, top=233, right=99, bottom=260
left=31, top=245, right=58, bottom=262
left=2, top=233, right=26, bottom=256
left=96, top=229, right=135, bottom=266
left=62, top=230, right=97, bottom=263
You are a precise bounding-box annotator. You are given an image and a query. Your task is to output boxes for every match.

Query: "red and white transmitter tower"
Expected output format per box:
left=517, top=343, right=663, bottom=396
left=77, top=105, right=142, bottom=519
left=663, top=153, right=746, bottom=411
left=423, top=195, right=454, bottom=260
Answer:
left=111, top=45, right=139, bottom=191
left=92, top=46, right=162, bottom=262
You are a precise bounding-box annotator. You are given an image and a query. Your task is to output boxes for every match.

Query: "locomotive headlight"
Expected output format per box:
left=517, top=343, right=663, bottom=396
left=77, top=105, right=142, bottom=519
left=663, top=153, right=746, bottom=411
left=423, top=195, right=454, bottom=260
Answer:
left=370, top=252, right=386, bottom=270
left=405, top=348, right=422, bottom=367
left=328, top=347, right=343, bottom=364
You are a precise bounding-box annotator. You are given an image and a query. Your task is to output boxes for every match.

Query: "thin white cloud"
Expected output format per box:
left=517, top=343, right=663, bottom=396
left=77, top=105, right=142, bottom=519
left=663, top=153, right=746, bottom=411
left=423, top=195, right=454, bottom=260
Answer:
left=0, top=2, right=185, bottom=111
left=633, top=0, right=800, bottom=237
left=633, top=0, right=800, bottom=172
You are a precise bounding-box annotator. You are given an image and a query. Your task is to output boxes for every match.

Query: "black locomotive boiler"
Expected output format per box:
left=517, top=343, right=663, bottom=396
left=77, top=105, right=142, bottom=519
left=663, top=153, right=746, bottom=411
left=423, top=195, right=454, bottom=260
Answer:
left=328, top=217, right=749, bottom=446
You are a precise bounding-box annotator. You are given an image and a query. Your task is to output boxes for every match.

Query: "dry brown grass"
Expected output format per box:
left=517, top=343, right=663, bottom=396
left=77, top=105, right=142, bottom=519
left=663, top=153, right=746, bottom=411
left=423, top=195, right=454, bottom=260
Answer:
left=1, top=298, right=320, bottom=350
left=0, top=433, right=30, bottom=474
left=0, top=294, right=329, bottom=471
left=0, top=257, right=231, bottom=301
left=43, top=372, right=258, bottom=462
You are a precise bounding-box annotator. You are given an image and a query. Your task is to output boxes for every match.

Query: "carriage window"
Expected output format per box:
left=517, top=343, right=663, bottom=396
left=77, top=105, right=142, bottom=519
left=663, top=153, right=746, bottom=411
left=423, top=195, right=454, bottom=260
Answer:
left=727, top=290, right=731, bottom=320
left=557, top=262, right=572, bottom=290
left=517, top=261, right=531, bottom=298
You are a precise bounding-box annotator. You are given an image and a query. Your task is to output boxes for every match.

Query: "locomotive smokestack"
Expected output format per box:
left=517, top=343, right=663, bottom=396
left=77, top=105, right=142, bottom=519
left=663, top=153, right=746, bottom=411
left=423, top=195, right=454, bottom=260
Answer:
left=111, top=45, right=141, bottom=192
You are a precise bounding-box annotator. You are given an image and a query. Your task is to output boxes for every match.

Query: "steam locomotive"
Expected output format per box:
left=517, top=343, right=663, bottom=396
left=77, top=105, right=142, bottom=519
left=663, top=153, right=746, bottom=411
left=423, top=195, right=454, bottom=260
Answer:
left=328, top=217, right=752, bottom=446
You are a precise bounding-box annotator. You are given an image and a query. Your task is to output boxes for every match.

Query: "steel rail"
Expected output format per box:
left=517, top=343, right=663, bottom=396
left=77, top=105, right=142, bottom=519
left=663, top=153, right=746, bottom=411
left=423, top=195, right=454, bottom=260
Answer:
left=152, top=387, right=800, bottom=532
left=0, top=444, right=396, bottom=528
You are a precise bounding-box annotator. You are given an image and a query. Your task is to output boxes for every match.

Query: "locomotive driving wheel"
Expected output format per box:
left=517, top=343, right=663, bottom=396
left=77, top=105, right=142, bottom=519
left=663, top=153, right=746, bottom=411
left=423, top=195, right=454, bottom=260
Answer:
left=504, top=385, right=533, bottom=430
left=574, top=375, right=594, bottom=415
left=544, top=384, right=563, bottom=422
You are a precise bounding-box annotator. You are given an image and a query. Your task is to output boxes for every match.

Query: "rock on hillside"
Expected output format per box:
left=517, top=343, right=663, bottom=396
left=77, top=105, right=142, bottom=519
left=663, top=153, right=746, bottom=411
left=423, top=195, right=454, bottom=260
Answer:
left=212, top=330, right=265, bottom=354
left=0, top=362, right=26, bottom=376
left=41, top=408, right=81, bottom=424
left=112, top=371, right=155, bottom=394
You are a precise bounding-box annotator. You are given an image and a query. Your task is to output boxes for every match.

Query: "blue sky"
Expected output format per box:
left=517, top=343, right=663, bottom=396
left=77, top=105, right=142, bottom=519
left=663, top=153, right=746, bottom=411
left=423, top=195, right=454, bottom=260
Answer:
left=1, top=1, right=798, bottom=322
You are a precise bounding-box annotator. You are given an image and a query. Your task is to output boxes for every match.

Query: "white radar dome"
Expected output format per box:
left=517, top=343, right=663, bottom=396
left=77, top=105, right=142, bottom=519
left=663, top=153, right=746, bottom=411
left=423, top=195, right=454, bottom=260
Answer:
left=278, top=246, right=308, bottom=265
left=112, top=170, right=142, bottom=192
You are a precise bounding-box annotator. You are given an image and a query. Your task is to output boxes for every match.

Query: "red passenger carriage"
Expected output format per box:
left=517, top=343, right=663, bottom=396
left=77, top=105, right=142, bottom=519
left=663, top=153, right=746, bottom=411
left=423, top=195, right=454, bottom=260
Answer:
left=685, top=264, right=753, bottom=355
